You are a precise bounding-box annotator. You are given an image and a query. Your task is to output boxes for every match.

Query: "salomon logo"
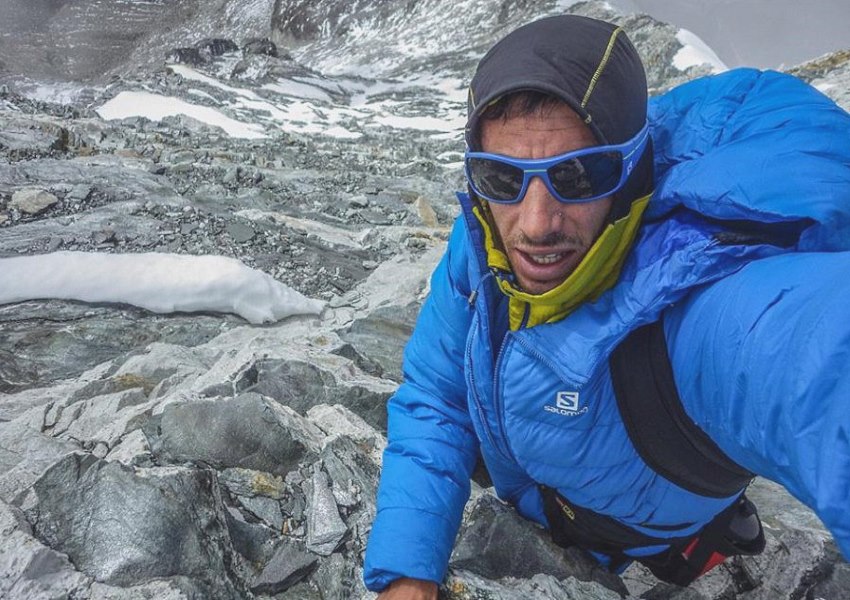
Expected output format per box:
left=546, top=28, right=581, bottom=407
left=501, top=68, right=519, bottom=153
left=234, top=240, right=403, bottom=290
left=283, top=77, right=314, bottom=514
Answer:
left=544, top=391, right=588, bottom=417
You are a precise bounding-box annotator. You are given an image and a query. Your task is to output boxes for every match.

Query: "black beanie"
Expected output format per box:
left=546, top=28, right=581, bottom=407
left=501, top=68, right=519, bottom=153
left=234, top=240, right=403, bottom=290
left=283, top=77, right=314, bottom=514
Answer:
left=465, top=15, right=653, bottom=218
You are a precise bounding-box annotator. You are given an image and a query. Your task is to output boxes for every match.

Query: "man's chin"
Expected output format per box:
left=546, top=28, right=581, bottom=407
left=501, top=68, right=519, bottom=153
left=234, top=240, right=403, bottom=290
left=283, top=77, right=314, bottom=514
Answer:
left=515, top=274, right=566, bottom=295
left=513, top=258, right=580, bottom=295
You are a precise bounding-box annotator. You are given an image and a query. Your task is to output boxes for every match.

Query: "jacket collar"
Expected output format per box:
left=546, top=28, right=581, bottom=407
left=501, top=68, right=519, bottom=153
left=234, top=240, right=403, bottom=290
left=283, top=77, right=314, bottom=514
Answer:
left=459, top=191, right=650, bottom=330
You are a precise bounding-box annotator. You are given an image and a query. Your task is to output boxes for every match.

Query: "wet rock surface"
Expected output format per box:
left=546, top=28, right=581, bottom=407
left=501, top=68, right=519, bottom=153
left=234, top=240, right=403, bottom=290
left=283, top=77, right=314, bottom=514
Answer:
left=1, top=1, right=849, bottom=599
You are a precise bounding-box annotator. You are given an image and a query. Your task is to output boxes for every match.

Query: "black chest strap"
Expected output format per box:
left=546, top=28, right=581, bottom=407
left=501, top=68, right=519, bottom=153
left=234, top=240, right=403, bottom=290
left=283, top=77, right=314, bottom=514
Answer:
left=609, top=318, right=754, bottom=498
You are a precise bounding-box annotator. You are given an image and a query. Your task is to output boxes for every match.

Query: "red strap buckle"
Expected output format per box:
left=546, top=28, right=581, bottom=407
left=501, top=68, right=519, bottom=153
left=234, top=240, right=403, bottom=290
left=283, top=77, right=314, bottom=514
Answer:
left=682, top=536, right=728, bottom=576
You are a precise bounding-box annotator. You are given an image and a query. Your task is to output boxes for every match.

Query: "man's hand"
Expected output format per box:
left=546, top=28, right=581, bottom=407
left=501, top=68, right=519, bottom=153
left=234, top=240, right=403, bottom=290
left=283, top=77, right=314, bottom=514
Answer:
left=377, top=577, right=438, bottom=599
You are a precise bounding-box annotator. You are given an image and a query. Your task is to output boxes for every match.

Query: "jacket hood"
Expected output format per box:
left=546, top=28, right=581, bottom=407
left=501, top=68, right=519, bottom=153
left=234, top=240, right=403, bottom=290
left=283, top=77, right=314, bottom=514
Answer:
left=648, top=68, right=850, bottom=251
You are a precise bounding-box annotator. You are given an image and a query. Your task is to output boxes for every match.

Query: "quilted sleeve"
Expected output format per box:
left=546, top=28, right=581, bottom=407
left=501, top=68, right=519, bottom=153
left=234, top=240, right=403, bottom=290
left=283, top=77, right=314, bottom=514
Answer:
left=665, top=251, right=850, bottom=559
left=363, top=217, right=479, bottom=591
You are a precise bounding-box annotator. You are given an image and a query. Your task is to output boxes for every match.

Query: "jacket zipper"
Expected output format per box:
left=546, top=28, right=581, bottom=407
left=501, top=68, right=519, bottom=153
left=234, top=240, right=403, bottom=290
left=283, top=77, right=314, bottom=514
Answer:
left=492, top=332, right=519, bottom=463
left=513, top=328, right=585, bottom=387
left=489, top=302, right=533, bottom=464
left=466, top=275, right=521, bottom=463
left=466, top=311, right=499, bottom=453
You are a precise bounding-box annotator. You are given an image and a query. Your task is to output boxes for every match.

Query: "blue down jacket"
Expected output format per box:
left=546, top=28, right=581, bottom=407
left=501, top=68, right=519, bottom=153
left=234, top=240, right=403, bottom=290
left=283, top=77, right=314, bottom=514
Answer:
left=364, top=68, right=850, bottom=590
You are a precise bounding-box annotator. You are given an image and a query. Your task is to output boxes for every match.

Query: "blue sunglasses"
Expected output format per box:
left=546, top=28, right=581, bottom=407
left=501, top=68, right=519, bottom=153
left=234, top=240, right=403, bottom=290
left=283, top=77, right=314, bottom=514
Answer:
left=464, top=122, right=650, bottom=204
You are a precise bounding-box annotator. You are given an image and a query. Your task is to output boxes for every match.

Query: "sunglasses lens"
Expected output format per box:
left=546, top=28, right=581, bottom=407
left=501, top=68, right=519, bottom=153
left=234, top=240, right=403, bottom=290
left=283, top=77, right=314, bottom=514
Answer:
left=467, top=157, right=524, bottom=202
left=549, top=152, right=622, bottom=200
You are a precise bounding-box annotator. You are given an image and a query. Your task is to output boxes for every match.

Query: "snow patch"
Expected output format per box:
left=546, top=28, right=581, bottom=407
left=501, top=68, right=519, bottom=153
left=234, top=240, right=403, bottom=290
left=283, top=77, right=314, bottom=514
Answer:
left=186, top=88, right=218, bottom=102
left=673, top=29, right=728, bottom=73
left=167, top=64, right=363, bottom=139
left=0, top=252, right=324, bottom=324
left=262, top=80, right=333, bottom=103
left=97, top=91, right=267, bottom=139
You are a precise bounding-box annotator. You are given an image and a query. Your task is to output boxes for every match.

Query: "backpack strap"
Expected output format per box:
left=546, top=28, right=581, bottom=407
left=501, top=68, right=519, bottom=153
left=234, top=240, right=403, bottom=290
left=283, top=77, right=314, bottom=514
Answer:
left=609, top=319, right=754, bottom=498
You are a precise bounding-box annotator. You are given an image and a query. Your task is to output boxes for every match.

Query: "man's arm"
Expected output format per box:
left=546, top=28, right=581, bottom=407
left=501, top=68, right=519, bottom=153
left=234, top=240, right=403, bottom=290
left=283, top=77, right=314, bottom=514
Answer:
left=665, top=250, right=850, bottom=558
left=364, top=218, right=479, bottom=592
left=376, top=578, right=438, bottom=600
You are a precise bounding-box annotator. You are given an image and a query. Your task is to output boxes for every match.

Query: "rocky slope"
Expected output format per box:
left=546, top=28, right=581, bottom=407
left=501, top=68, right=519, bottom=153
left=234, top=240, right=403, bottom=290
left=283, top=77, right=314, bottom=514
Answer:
left=1, top=1, right=849, bottom=599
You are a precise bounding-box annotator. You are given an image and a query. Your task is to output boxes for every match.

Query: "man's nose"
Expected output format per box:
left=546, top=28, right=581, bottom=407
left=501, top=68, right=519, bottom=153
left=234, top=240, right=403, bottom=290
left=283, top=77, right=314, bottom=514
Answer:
left=518, top=176, right=563, bottom=240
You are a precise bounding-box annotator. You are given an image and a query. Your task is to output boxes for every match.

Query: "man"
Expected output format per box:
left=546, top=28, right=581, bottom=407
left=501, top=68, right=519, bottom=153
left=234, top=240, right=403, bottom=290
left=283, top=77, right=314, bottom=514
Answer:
left=364, top=14, right=850, bottom=599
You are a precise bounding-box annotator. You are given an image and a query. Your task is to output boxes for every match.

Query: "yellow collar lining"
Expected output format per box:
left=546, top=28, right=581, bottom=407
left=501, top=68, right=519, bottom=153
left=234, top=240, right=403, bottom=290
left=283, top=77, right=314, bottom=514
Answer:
left=473, top=193, right=651, bottom=330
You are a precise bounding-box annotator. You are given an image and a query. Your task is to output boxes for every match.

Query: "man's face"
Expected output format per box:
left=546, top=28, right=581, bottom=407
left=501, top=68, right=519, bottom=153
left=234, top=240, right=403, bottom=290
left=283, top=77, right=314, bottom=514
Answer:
left=480, top=104, right=613, bottom=295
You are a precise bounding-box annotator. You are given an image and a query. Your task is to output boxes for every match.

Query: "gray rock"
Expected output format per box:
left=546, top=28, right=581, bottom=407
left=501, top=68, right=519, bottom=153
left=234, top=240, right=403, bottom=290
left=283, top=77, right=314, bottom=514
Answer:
left=338, top=302, right=420, bottom=383
left=195, top=38, right=239, bottom=59
left=443, top=570, right=623, bottom=600
left=104, top=428, right=152, bottom=466
left=746, top=477, right=828, bottom=533
left=166, top=47, right=207, bottom=67
left=226, top=221, right=255, bottom=243
left=281, top=482, right=308, bottom=523
left=0, top=498, right=92, bottom=600
left=734, top=528, right=833, bottom=599
left=306, top=403, right=386, bottom=450
left=243, top=38, right=279, bottom=58
left=413, top=195, right=439, bottom=227
left=452, top=494, right=628, bottom=596
left=320, top=435, right=380, bottom=512
left=114, top=342, right=212, bottom=386
left=0, top=301, right=232, bottom=395
left=239, top=494, right=284, bottom=531
left=10, top=189, right=59, bottom=215
left=236, top=357, right=391, bottom=431
left=0, top=119, right=69, bottom=160
left=66, top=184, right=92, bottom=202
left=305, top=469, right=347, bottom=556
left=219, top=467, right=286, bottom=500
left=50, top=387, right=155, bottom=449
left=148, top=392, right=322, bottom=476
left=811, top=543, right=850, bottom=599
left=787, top=50, right=850, bottom=112
left=45, top=236, right=62, bottom=252
left=313, top=553, right=357, bottom=600
left=223, top=504, right=278, bottom=566
left=250, top=538, right=318, bottom=595
left=28, top=454, right=245, bottom=596
left=88, top=578, right=201, bottom=600
left=0, top=419, right=77, bottom=503
left=273, top=581, right=323, bottom=599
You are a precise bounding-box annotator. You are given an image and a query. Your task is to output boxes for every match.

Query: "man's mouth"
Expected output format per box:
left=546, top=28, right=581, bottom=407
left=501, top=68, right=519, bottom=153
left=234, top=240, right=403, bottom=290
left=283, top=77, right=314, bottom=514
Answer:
left=528, top=252, right=566, bottom=265
left=510, top=247, right=581, bottom=294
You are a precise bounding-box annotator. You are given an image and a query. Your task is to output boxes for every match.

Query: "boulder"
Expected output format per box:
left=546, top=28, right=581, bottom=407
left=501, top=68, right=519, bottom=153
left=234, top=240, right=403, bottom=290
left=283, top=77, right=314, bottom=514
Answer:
left=0, top=498, right=91, bottom=600
left=147, top=393, right=323, bottom=476
left=28, top=454, right=245, bottom=596
left=305, top=468, right=347, bottom=556
left=250, top=538, right=317, bottom=595
left=243, top=38, right=279, bottom=57
left=196, top=38, right=239, bottom=59
left=9, top=189, right=58, bottom=215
